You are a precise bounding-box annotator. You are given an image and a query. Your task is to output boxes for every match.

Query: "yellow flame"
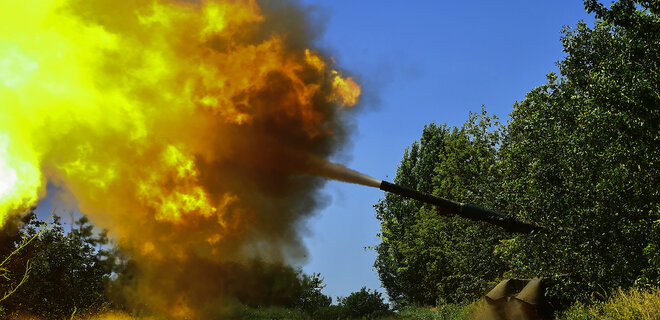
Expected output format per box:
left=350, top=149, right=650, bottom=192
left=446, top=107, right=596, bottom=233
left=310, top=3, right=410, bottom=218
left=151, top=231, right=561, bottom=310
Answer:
left=0, top=133, right=41, bottom=220
left=333, top=74, right=361, bottom=106
left=305, top=49, right=327, bottom=71
left=0, top=0, right=360, bottom=228
left=0, top=0, right=360, bottom=316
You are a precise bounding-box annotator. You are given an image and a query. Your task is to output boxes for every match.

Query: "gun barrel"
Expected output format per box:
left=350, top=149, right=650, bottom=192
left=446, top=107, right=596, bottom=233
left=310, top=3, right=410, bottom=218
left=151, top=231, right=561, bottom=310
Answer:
left=379, top=180, right=544, bottom=234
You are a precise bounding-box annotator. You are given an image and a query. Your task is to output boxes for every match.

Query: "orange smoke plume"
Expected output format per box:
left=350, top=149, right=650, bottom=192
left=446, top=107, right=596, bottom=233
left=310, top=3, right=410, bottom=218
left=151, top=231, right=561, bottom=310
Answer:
left=0, top=0, right=360, bottom=316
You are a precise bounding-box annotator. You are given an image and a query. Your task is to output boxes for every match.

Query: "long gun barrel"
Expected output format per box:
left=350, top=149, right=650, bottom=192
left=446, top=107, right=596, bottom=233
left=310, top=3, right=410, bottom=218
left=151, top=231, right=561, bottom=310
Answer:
left=379, top=180, right=545, bottom=234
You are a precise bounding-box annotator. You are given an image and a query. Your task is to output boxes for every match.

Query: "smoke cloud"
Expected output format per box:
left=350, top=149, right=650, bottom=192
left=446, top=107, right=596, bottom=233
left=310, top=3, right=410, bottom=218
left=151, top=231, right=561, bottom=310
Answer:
left=0, top=0, right=363, bottom=317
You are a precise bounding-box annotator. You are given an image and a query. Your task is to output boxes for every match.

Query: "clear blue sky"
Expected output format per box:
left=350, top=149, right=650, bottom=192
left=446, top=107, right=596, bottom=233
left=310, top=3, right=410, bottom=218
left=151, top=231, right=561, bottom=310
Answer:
left=298, top=0, right=595, bottom=301
left=33, top=0, right=598, bottom=304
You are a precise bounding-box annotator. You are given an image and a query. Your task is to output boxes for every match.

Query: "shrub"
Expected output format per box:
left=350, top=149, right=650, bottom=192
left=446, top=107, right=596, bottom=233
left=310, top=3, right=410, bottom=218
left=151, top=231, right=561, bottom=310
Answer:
left=395, top=303, right=474, bottom=320
left=296, top=272, right=332, bottom=314
left=313, top=305, right=345, bottom=320
left=559, top=287, right=660, bottom=320
left=338, top=287, right=392, bottom=319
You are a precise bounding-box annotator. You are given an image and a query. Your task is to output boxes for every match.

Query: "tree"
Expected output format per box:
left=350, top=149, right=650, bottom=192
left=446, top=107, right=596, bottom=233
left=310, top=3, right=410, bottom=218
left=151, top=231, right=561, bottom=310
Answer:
left=374, top=122, right=449, bottom=307
left=496, top=0, right=660, bottom=307
left=0, top=208, right=53, bottom=313
left=337, top=287, right=391, bottom=319
left=295, top=272, right=332, bottom=314
left=0, top=210, right=117, bottom=318
left=374, top=110, right=506, bottom=306
left=431, top=109, right=506, bottom=303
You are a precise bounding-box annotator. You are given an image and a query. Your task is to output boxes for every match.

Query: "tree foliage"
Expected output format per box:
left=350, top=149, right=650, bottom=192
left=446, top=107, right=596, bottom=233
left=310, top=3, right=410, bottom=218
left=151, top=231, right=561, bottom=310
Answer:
left=375, top=110, right=506, bottom=306
left=0, top=209, right=53, bottom=306
left=375, top=0, right=660, bottom=309
left=0, top=209, right=116, bottom=318
left=497, top=0, right=660, bottom=307
left=0, top=210, right=336, bottom=318
left=295, top=272, right=332, bottom=314
left=337, top=287, right=391, bottom=319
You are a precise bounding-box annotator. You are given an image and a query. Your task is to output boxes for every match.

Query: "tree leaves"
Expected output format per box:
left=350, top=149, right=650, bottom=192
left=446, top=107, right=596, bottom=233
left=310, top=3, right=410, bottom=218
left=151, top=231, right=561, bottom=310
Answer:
left=375, top=0, right=659, bottom=309
left=0, top=210, right=115, bottom=318
left=498, top=0, right=660, bottom=307
left=375, top=110, right=505, bottom=306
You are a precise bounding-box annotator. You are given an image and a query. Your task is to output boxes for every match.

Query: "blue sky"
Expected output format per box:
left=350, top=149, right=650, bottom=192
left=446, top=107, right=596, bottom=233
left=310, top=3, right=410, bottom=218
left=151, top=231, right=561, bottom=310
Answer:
left=298, top=0, right=595, bottom=301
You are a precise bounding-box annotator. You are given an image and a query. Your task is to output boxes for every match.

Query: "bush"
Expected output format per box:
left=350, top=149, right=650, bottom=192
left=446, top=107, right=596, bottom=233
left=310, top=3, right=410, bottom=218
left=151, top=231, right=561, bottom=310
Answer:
left=338, top=287, right=392, bottom=319
left=0, top=211, right=116, bottom=318
left=559, top=287, right=660, bottom=320
left=313, top=305, right=346, bottom=320
left=296, top=272, right=332, bottom=314
left=559, top=301, right=597, bottom=320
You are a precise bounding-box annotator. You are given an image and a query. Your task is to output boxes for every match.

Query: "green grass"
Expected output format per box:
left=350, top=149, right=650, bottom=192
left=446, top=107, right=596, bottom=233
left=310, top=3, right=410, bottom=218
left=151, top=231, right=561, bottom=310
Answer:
left=221, top=305, right=309, bottom=320
left=392, top=301, right=487, bottom=320
left=396, top=306, right=466, bottom=320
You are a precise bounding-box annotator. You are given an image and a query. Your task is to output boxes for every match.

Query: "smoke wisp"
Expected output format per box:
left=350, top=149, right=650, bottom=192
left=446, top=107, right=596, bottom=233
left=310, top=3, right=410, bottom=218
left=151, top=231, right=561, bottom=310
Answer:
left=307, top=157, right=382, bottom=188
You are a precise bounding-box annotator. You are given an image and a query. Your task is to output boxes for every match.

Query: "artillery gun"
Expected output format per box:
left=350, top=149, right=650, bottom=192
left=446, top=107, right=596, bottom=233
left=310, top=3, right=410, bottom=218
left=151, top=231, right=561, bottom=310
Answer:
left=379, top=180, right=545, bottom=234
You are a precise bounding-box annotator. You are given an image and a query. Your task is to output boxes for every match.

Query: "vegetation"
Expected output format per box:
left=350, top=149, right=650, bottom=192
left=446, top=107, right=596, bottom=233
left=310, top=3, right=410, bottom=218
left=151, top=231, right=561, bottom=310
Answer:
left=0, top=209, right=117, bottom=319
left=395, top=304, right=474, bottom=320
left=337, top=287, right=392, bottom=319
left=0, top=209, right=52, bottom=305
left=559, top=287, right=660, bottom=320
left=295, top=272, right=333, bottom=314
left=0, top=210, right=393, bottom=319
left=496, top=0, right=660, bottom=308
left=216, top=285, right=392, bottom=320
left=217, top=305, right=310, bottom=320
left=374, top=111, right=506, bottom=306
left=375, top=0, right=659, bottom=314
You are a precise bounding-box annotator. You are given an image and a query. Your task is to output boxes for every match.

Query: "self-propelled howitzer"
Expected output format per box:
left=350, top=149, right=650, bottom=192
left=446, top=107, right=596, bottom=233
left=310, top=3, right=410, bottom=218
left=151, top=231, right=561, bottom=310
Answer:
left=379, top=180, right=545, bottom=234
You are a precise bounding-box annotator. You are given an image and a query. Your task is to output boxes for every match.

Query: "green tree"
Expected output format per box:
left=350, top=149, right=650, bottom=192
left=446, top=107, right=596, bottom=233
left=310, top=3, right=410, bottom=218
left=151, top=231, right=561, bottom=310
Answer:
left=0, top=208, right=53, bottom=314
left=431, top=109, right=506, bottom=303
left=496, top=0, right=660, bottom=307
left=374, top=122, right=448, bottom=307
left=0, top=210, right=116, bottom=318
left=337, top=287, right=391, bottom=319
left=374, top=110, right=506, bottom=306
left=295, top=272, right=332, bottom=314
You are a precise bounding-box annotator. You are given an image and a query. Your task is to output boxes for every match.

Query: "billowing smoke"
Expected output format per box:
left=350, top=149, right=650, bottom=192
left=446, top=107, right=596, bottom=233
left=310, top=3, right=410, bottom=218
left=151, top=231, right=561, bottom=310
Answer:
left=0, top=0, right=362, bottom=316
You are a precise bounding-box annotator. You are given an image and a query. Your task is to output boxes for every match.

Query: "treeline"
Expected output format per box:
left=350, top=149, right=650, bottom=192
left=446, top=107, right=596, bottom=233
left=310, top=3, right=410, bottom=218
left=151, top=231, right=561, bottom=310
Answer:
left=0, top=209, right=391, bottom=319
left=374, top=0, right=659, bottom=312
left=0, top=211, right=115, bottom=318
